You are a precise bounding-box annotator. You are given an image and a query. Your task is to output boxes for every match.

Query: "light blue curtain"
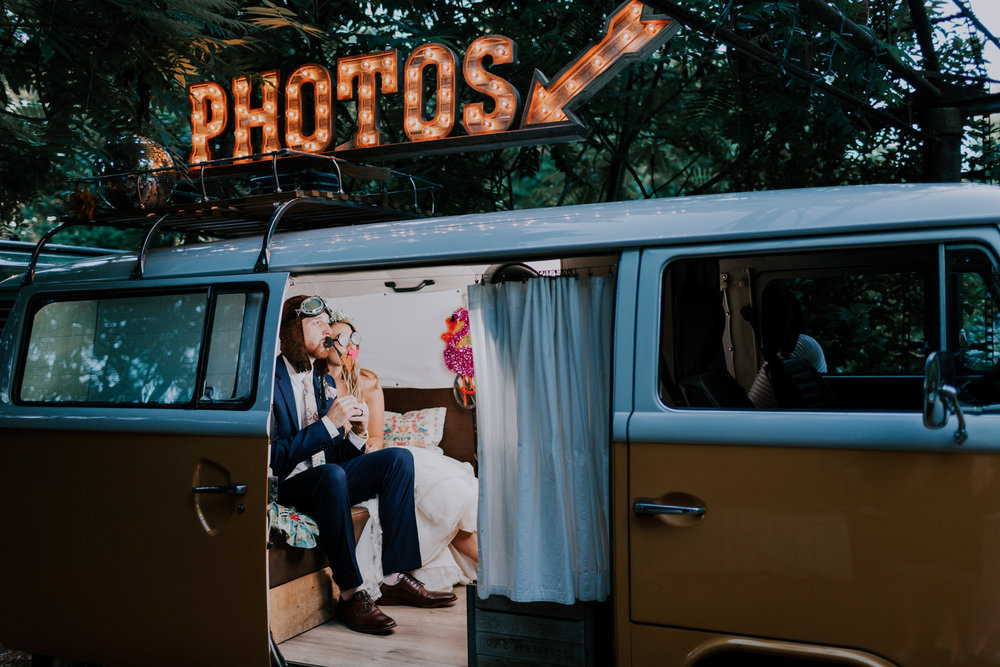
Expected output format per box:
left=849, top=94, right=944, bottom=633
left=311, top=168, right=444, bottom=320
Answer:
left=468, top=274, right=615, bottom=604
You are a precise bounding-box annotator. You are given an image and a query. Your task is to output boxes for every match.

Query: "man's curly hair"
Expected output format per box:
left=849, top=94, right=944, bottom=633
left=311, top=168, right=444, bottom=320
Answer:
left=280, top=295, right=330, bottom=374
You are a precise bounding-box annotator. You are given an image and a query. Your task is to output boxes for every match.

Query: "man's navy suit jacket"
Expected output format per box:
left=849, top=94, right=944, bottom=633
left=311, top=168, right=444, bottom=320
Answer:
left=270, top=356, right=364, bottom=480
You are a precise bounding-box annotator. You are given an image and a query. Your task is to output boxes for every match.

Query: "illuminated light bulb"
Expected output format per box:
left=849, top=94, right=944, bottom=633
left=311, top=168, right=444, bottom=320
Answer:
left=193, top=112, right=204, bottom=122
left=362, top=111, right=372, bottom=121
left=362, top=60, right=371, bottom=70
left=383, top=76, right=393, bottom=86
left=407, top=93, right=417, bottom=103
left=383, top=57, right=391, bottom=67
left=622, top=31, right=632, bottom=42
left=647, top=24, right=657, bottom=33
left=593, top=56, right=603, bottom=67
left=289, top=133, right=301, bottom=142
left=408, top=69, right=418, bottom=80
left=238, top=81, right=248, bottom=91
left=541, top=105, right=549, bottom=114
left=472, top=72, right=481, bottom=81
left=318, top=130, right=328, bottom=139
left=362, top=85, right=371, bottom=96
left=213, top=103, right=222, bottom=111
left=470, top=108, right=481, bottom=119
left=288, top=110, right=297, bottom=119
left=340, top=64, right=347, bottom=71
left=501, top=101, right=511, bottom=109
left=632, top=3, right=641, bottom=16
left=443, top=64, right=452, bottom=74
left=490, top=81, right=498, bottom=90
left=339, top=83, right=348, bottom=94
left=408, top=118, right=418, bottom=128
left=318, top=82, right=327, bottom=92
left=305, top=142, right=314, bottom=150
left=485, top=119, right=494, bottom=130
left=473, top=45, right=482, bottom=55
left=441, top=114, right=451, bottom=124
left=441, top=89, right=451, bottom=100
left=265, top=103, right=274, bottom=111
left=498, top=48, right=507, bottom=56
left=568, top=80, right=576, bottom=91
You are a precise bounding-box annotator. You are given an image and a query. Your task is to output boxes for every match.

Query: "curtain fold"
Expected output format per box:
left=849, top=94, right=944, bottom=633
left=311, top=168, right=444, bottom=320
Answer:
left=469, top=274, right=615, bottom=604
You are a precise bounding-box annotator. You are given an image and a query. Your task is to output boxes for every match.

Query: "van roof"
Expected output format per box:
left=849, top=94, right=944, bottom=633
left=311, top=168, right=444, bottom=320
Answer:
left=17, top=182, right=1000, bottom=284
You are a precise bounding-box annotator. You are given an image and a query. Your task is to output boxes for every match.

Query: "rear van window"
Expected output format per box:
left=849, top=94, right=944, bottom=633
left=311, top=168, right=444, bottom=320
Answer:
left=18, top=288, right=264, bottom=407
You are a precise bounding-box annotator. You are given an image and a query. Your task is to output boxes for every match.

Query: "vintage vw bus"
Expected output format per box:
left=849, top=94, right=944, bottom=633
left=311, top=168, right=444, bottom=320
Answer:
left=2, top=180, right=1000, bottom=666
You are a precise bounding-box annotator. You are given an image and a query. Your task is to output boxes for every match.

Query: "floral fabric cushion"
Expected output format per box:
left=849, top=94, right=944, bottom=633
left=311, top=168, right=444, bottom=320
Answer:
left=383, top=407, right=446, bottom=448
left=268, top=501, right=320, bottom=549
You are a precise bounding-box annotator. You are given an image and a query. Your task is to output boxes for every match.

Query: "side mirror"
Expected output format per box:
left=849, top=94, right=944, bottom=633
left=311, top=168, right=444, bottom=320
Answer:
left=922, top=352, right=968, bottom=444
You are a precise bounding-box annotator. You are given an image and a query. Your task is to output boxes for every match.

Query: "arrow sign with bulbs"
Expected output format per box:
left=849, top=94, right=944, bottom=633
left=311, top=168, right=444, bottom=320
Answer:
left=521, top=0, right=680, bottom=128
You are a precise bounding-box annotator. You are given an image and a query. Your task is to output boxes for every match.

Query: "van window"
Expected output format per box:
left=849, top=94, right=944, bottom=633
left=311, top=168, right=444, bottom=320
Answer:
left=659, top=243, right=1000, bottom=412
left=18, top=288, right=263, bottom=407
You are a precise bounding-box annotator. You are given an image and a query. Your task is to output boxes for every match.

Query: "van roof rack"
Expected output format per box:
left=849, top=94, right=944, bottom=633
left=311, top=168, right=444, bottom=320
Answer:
left=23, top=150, right=441, bottom=283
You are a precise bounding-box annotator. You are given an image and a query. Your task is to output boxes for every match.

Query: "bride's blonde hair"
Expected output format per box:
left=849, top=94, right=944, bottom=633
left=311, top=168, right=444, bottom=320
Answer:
left=329, top=311, right=379, bottom=400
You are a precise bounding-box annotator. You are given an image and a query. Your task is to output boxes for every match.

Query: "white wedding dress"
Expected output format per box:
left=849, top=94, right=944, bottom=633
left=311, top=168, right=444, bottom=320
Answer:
left=355, top=445, right=478, bottom=596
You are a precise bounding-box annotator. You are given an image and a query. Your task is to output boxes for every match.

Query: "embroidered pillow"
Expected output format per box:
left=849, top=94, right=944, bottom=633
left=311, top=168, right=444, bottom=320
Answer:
left=383, top=407, right=446, bottom=448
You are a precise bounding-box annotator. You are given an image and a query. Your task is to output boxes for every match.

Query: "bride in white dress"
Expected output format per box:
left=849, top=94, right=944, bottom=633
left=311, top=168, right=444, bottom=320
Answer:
left=326, top=314, right=478, bottom=595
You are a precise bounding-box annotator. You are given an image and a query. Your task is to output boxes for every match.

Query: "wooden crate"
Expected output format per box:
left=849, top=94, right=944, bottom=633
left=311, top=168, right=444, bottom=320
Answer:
left=467, top=585, right=611, bottom=667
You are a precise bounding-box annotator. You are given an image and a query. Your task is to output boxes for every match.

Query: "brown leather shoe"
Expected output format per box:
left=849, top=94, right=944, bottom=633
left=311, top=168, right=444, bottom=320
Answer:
left=378, top=573, right=458, bottom=608
left=334, top=590, right=396, bottom=634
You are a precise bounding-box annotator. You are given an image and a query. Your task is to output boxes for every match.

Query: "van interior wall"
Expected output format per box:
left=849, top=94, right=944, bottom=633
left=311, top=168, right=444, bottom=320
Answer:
left=284, top=258, right=614, bottom=390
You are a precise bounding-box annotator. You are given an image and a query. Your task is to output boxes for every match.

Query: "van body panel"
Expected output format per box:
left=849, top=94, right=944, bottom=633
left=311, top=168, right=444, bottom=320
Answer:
left=13, top=184, right=1000, bottom=287
left=628, top=441, right=1000, bottom=666
left=612, top=250, right=640, bottom=441
left=0, top=429, right=270, bottom=666
left=0, top=273, right=286, bottom=664
left=627, top=230, right=1000, bottom=665
left=630, top=625, right=899, bottom=667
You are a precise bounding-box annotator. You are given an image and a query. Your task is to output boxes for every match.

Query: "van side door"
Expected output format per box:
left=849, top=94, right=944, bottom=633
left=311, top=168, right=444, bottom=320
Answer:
left=0, top=273, right=287, bottom=667
left=622, top=231, right=1000, bottom=666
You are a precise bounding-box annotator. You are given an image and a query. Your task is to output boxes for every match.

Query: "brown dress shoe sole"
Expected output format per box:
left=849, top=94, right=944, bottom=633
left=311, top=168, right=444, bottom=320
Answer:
left=378, top=593, right=457, bottom=608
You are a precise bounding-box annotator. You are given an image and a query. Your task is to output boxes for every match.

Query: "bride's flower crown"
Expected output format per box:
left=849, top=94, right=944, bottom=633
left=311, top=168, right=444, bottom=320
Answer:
left=329, top=309, right=353, bottom=323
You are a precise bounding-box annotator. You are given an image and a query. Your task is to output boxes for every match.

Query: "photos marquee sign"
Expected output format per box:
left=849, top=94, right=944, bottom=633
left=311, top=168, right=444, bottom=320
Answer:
left=187, top=0, right=679, bottom=164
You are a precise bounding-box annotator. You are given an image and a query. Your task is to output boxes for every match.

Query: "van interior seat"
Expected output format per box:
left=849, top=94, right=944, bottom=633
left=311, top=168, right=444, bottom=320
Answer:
left=759, top=285, right=839, bottom=409
left=675, top=282, right=752, bottom=408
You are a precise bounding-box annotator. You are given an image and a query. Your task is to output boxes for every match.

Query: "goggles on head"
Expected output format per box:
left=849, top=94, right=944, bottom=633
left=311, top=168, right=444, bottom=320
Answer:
left=331, top=331, right=362, bottom=347
left=294, top=296, right=331, bottom=319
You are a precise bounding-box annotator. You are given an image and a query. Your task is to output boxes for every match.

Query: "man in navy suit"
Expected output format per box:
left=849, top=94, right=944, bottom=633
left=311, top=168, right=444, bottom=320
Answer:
left=271, top=295, right=455, bottom=634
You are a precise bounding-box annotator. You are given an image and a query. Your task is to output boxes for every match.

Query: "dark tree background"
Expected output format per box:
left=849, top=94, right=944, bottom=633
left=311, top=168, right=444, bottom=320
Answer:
left=1, top=0, right=998, bottom=248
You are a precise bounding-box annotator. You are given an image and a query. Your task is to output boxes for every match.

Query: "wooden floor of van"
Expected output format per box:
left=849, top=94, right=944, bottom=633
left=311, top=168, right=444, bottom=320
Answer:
left=279, top=585, right=467, bottom=666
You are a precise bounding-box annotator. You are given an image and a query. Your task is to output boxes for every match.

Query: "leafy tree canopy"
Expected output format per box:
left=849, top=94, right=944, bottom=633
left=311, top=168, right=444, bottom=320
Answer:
left=1, top=0, right=997, bottom=249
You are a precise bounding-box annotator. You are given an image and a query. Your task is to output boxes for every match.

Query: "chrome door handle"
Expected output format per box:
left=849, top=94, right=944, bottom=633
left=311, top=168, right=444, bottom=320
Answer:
left=633, top=492, right=706, bottom=527
left=634, top=500, right=705, bottom=517
left=192, top=484, right=247, bottom=495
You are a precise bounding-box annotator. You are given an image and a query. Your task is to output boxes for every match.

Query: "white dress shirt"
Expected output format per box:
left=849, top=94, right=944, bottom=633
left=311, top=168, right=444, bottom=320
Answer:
left=284, top=356, right=367, bottom=479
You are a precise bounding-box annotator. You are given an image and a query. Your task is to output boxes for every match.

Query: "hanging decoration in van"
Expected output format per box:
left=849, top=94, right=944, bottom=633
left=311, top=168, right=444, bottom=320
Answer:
left=188, top=0, right=679, bottom=165
left=442, top=307, right=476, bottom=409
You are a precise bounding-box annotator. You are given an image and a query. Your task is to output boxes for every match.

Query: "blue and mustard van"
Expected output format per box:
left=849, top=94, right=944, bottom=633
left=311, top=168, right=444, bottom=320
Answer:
left=2, top=179, right=1000, bottom=666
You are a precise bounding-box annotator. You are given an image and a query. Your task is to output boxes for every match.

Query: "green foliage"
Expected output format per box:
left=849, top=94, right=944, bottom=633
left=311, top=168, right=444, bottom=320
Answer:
left=1, top=0, right=997, bottom=249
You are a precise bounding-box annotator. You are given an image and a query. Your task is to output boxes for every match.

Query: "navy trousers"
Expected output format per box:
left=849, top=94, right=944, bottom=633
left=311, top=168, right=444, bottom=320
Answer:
left=277, top=447, right=421, bottom=589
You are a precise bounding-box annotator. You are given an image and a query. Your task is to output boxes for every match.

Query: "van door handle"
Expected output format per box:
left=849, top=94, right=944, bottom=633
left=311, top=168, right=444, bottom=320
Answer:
left=192, top=484, right=247, bottom=495
left=634, top=492, right=706, bottom=527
